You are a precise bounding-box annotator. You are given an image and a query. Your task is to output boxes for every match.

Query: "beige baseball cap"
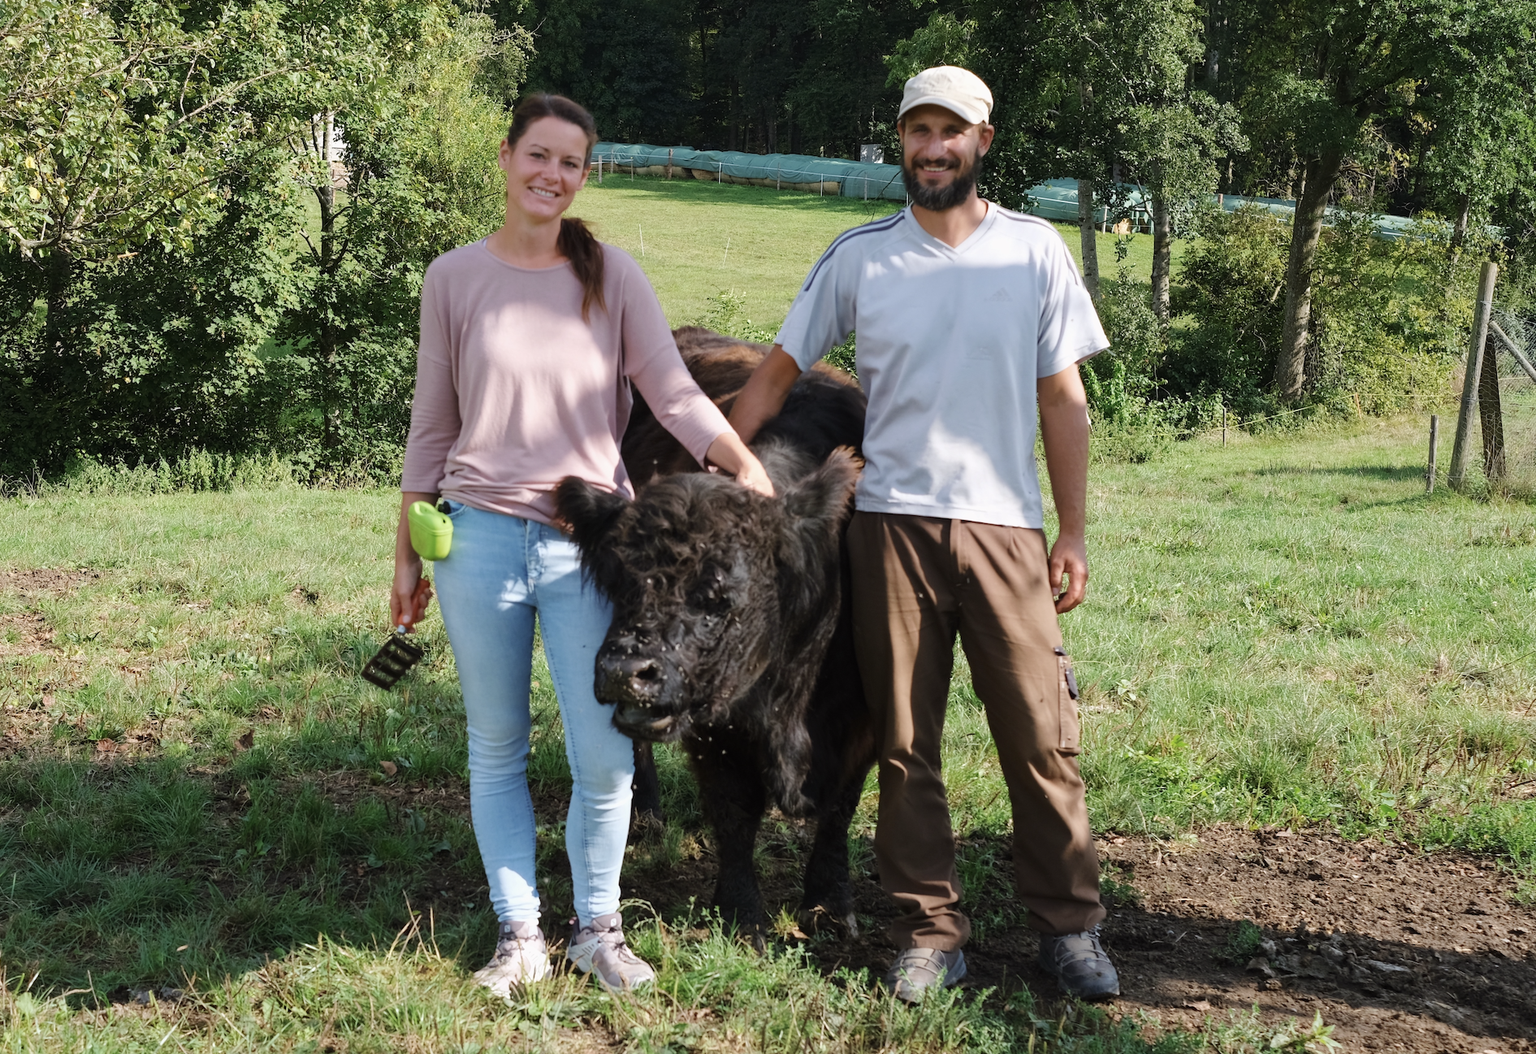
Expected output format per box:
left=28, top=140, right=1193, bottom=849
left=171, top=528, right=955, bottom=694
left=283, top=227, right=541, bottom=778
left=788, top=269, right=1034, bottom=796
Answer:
left=897, top=66, right=993, bottom=125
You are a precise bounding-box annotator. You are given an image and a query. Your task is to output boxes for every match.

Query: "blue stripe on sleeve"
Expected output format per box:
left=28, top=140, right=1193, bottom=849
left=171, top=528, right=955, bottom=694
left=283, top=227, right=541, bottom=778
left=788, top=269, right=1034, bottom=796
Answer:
left=801, top=211, right=907, bottom=292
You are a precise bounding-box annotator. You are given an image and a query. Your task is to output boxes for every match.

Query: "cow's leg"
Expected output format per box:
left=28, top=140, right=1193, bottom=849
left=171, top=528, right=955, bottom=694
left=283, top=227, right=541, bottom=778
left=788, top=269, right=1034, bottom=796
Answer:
left=630, top=740, right=665, bottom=833
left=693, top=748, right=768, bottom=933
left=797, top=769, right=868, bottom=937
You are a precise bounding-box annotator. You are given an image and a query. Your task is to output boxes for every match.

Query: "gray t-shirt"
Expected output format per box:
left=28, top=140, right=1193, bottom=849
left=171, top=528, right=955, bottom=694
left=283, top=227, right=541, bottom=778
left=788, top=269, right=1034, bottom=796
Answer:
left=776, top=204, right=1108, bottom=529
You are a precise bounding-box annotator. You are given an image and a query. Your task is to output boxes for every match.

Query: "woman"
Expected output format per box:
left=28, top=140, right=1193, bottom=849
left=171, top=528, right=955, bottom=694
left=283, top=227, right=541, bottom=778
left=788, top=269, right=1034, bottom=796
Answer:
left=392, top=94, right=772, bottom=997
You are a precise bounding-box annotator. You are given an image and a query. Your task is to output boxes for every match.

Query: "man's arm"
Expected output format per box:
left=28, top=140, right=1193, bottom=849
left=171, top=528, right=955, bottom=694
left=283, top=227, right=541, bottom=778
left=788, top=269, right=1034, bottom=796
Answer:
left=1037, top=364, right=1090, bottom=614
left=727, top=345, right=803, bottom=444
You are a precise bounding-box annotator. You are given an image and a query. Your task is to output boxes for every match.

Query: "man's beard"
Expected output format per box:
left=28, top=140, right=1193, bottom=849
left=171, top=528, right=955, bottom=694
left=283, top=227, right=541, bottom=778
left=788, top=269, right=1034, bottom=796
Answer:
left=902, top=149, right=982, bottom=211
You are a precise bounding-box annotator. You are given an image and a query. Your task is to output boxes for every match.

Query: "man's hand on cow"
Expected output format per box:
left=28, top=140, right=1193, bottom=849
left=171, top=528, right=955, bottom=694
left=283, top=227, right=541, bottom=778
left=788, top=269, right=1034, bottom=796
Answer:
left=705, top=432, right=776, bottom=498
left=1049, top=532, right=1088, bottom=614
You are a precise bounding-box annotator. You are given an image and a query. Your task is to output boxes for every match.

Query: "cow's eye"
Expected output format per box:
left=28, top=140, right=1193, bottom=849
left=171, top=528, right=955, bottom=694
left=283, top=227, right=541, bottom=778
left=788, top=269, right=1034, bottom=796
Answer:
left=687, top=570, right=730, bottom=615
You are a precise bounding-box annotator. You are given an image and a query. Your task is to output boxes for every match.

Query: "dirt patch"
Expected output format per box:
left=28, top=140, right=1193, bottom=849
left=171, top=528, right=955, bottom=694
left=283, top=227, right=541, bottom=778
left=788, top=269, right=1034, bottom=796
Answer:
left=613, top=823, right=1535, bottom=1053
left=0, top=610, right=53, bottom=656
left=0, top=565, right=101, bottom=659
left=0, top=567, right=102, bottom=597
left=179, top=774, right=1536, bottom=1050
left=1081, top=829, right=1533, bottom=1052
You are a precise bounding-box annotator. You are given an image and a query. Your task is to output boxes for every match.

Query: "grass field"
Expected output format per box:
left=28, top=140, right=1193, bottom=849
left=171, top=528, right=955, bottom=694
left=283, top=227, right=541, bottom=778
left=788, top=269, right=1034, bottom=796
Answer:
left=2, top=177, right=1532, bottom=1051
left=3, top=416, right=1534, bottom=1050
left=570, top=174, right=1171, bottom=331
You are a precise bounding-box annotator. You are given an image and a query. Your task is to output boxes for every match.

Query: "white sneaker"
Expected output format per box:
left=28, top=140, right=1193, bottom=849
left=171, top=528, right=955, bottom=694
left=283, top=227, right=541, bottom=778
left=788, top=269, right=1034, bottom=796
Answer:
left=472, top=919, right=551, bottom=999
left=565, top=912, right=656, bottom=991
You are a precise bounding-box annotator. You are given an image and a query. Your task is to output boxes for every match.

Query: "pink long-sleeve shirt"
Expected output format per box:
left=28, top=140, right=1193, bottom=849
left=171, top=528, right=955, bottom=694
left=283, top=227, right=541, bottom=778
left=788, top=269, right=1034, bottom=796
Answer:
left=400, top=239, right=730, bottom=525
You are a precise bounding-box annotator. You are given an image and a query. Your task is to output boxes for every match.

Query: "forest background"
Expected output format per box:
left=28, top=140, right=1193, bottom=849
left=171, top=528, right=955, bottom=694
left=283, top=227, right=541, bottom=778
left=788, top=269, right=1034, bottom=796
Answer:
left=4, top=0, right=1536, bottom=482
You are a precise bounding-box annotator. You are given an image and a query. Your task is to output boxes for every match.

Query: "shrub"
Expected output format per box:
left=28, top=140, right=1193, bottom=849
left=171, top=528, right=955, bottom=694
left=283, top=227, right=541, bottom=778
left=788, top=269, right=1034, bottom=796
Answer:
left=1084, top=267, right=1225, bottom=460
left=1166, top=201, right=1487, bottom=418
left=1165, top=205, right=1289, bottom=415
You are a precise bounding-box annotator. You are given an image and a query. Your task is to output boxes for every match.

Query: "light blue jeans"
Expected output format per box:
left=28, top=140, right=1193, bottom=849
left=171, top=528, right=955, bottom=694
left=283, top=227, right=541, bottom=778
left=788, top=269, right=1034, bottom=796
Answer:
left=433, top=500, right=633, bottom=928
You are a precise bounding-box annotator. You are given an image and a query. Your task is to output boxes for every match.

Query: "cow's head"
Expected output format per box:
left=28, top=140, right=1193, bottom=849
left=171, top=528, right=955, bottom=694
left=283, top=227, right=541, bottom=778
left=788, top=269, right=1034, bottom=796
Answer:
left=555, top=443, right=859, bottom=742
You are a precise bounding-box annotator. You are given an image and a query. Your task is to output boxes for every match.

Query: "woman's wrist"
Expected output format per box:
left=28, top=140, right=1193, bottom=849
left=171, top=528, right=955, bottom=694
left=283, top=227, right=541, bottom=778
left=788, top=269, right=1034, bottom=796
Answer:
left=704, top=432, right=749, bottom=474
left=705, top=432, right=774, bottom=498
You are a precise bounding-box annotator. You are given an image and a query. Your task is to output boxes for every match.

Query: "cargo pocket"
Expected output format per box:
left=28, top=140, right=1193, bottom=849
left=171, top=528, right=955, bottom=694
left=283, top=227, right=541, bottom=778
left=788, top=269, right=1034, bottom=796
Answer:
left=1053, top=646, right=1081, bottom=755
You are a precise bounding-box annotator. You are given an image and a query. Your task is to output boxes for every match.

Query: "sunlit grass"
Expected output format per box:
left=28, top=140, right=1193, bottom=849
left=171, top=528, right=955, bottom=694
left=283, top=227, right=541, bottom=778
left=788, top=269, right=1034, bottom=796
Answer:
left=571, top=175, right=1171, bottom=331
left=3, top=413, right=1534, bottom=1048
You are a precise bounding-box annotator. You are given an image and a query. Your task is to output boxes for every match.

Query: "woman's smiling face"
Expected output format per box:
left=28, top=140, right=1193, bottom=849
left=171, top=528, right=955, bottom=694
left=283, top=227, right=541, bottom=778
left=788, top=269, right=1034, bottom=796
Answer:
left=498, top=115, right=591, bottom=221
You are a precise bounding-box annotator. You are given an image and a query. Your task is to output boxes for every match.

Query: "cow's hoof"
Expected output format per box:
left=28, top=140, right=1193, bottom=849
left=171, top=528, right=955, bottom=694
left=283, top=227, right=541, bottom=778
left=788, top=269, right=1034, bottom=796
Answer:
left=629, top=808, right=666, bottom=840
left=797, top=904, right=859, bottom=939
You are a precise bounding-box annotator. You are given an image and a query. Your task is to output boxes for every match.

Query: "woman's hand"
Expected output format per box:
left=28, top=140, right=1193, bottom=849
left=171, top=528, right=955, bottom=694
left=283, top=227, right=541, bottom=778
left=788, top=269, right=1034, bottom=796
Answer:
left=391, top=559, right=434, bottom=630
left=705, top=432, right=775, bottom=498
left=392, top=493, right=439, bottom=630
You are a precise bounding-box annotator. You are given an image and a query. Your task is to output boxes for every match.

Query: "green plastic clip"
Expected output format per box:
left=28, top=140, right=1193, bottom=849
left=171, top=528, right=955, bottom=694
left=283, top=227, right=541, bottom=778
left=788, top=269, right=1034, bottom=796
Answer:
left=408, top=501, right=452, bottom=561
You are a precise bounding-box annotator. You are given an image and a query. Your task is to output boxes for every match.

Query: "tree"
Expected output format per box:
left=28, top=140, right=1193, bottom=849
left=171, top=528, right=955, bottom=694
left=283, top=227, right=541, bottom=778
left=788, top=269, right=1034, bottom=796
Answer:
left=890, top=0, right=1240, bottom=315
left=277, top=8, right=513, bottom=463
left=1412, top=2, right=1536, bottom=261
left=1222, top=0, right=1535, bottom=400
left=1126, top=91, right=1245, bottom=322
left=0, top=0, right=520, bottom=474
left=522, top=0, right=695, bottom=144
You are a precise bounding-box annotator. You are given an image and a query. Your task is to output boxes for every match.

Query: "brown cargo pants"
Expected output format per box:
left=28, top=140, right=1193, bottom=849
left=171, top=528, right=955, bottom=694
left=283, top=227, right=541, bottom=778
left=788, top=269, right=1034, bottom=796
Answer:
left=847, top=512, right=1106, bottom=950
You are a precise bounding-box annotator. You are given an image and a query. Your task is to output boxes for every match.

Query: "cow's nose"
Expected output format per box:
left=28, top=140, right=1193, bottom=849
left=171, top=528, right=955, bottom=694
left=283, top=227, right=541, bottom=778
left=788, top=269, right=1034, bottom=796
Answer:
left=615, top=656, right=663, bottom=697
left=597, top=651, right=666, bottom=706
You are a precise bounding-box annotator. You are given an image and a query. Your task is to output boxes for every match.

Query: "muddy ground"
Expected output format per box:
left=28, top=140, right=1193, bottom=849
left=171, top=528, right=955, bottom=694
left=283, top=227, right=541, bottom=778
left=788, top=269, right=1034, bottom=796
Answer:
left=458, top=778, right=1533, bottom=1053
left=617, top=819, right=1536, bottom=1054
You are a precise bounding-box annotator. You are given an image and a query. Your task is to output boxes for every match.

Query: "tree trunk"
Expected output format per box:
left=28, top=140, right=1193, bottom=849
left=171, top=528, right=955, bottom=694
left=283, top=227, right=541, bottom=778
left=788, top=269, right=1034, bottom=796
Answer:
left=316, top=111, right=341, bottom=450
left=1150, top=188, right=1172, bottom=323
left=42, top=248, right=73, bottom=357
left=1203, top=0, right=1221, bottom=88
left=1275, top=150, right=1344, bottom=400
left=1075, top=78, right=1098, bottom=298
left=1449, top=192, right=1472, bottom=262
left=1077, top=178, right=1100, bottom=300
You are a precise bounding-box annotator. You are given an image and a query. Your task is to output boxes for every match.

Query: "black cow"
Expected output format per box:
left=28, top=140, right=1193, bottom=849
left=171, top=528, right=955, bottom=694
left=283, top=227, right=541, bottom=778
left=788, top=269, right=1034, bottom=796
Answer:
left=556, top=328, right=875, bottom=934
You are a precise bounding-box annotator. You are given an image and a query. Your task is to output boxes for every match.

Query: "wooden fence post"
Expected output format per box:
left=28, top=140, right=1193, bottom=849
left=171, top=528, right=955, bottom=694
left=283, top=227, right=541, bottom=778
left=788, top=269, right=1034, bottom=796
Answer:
left=1479, top=325, right=1506, bottom=483
left=1448, top=260, right=1498, bottom=491
left=1426, top=414, right=1438, bottom=494
left=1490, top=320, right=1536, bottom=384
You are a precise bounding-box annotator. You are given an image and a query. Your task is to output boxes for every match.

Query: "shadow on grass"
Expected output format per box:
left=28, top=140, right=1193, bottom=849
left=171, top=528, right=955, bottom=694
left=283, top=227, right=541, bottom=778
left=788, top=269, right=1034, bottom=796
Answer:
left=0, top=749, right=506, bottom=1001
left=1248, top=463, right=1427, bottom=483
left=4, top=750, right=1534, bottom=1048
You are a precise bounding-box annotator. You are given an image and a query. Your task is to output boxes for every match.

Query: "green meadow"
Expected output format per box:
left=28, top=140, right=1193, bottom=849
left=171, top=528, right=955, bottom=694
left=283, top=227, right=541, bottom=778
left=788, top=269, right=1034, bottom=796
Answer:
left=571, top=174, right=1169, bottom=330
left=1, top=176, right=1532, bottom=1051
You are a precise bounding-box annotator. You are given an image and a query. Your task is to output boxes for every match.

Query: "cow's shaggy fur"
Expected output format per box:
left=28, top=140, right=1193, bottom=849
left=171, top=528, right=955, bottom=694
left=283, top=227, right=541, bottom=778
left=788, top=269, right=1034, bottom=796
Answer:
left=556, top=328, right=874, bottom=933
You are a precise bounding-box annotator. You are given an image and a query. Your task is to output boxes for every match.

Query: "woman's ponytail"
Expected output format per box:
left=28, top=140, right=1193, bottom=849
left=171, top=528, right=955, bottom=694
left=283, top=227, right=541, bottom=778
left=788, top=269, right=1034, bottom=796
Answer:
left=505, top=94, right=606, bottom=321
left=558, top=217, right=605, bottom=321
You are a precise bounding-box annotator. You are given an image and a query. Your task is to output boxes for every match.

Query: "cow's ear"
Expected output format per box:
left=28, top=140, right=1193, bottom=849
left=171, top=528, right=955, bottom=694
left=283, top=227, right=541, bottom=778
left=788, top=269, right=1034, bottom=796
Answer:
left=778, top=446, right=861, bottom=566
left=554, top=476, right=629, bottom=588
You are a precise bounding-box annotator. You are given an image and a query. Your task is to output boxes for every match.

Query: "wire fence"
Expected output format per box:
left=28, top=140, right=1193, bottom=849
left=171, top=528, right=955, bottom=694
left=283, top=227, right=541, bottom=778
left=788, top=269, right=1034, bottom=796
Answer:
left=1488, top=305, right=1536, bottom=496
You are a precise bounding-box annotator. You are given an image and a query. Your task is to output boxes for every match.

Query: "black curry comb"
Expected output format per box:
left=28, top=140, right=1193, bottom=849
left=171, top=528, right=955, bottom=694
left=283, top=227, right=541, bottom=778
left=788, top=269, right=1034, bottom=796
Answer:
left=361, top=628, right=425, bottom=689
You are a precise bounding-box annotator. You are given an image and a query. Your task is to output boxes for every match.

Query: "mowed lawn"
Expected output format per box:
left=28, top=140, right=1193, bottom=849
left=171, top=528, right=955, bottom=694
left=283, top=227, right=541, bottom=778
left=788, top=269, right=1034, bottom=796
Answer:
left=570, top=174, right=1171, bottom=329
left=1, top=178, right=1531, bottom=1050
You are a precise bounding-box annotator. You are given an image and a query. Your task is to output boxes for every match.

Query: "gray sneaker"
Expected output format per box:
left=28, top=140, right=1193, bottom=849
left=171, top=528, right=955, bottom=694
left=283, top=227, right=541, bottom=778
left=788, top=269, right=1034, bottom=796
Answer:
left=1038, top=927, right=1120, bottom=1000
left=472, top=919, right=551, bottom=999
left=884, top=947, right=967, bottom=1002
left=566, top=912, right=656, bottom=992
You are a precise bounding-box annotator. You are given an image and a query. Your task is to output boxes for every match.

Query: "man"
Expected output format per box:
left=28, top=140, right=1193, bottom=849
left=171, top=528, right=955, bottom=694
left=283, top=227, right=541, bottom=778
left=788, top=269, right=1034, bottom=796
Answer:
left=728, top=66, right=1119, bottom=1002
